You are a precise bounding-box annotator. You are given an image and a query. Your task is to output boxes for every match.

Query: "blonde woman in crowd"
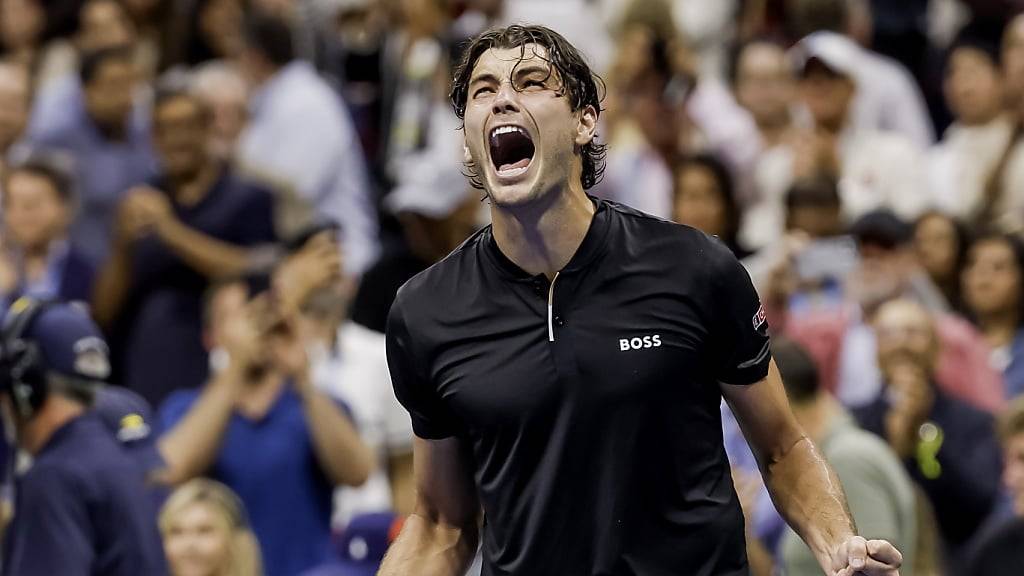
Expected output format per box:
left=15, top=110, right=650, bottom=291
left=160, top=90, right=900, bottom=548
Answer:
left=160, top=479, right=263, bottom=576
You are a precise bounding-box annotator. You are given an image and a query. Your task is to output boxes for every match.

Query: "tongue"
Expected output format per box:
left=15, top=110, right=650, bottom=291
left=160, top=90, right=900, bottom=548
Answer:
left=499, top=158, right=531, bottom=172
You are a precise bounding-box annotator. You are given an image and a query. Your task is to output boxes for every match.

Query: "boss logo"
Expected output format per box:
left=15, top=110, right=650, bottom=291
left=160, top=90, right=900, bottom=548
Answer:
left=619, top=335, right=662, bottom=351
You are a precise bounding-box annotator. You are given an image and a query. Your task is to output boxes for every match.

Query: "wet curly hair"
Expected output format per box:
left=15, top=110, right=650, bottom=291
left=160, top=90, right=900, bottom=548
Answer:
left=450, top=24, right=607, bottom=190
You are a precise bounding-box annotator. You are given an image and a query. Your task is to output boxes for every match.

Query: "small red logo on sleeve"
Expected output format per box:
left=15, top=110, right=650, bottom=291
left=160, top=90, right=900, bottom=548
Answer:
left=752, top=304, right=767, bottom=331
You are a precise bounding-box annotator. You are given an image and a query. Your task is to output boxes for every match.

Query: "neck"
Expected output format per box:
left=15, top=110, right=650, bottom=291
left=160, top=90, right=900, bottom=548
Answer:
left=489, top=185, right=595, bottom=279
left=20, top=395, right=85, bottom=455
left=977, top=309, right=1020, bottom=348
left=168, top=160, right=219, bottom=207
left=756, top=115, right=792, bottom=147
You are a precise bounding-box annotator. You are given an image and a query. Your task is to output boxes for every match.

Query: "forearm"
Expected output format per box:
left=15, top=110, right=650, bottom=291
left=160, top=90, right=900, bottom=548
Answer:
left=155, top=369, right=241, bottom=485
left=377, top=513, right=478, bottom=576
left=299, top=384, right=376, bottom=486
left=762, top=436, right=856, bottom=570
left=157, top=219, right=252, bottom=279
left=91, top=247, right=133, bottom=328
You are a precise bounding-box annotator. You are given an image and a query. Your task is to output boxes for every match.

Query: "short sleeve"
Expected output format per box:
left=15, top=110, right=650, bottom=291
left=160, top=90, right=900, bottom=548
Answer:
left=385, top=296, right=460, bottom=440
left=710, top=241, right=772, bottom=385
left=5, top=467, right=93, bottom=576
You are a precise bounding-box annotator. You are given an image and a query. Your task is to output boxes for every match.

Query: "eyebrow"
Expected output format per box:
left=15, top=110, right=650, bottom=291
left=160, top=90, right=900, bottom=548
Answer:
left=469, top=72, right=501, bottom=87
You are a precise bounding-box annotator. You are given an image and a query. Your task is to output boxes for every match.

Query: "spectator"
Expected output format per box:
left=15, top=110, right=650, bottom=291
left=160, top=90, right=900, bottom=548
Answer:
left=731, top=39, right=798, bottom=152
left=0, top=299, right=167, bottom=575
left=744, top=35, right=929, bottom=251
left=160, top=478, right=263, bottom=576
left=969, top=396, right=1024, bottom=574
left=157, top=280, right=375, bottom=576
left=786, top=0, right=935, bottom=147
left=282, top=232, right=416, bottom=525
left=351, top=184, right=481, bottom=334
left=0, top=0, right=46, bottom=70
left=0, top=157, right=96, bottom=309
left=190, top=62, right=248, bottom=161
left=962, top=232, right=1024, bottom=400
left=0, top=62, right=31, bottom=178
left=781, top=210, right=1004, bottom=413
left=783, top=176, right=843, bottom=239
left=854, top=298, right=1003, bottom=563
left=92, top=88, right=276, bottom=409
left=236, top=11, right=378, bottom=275
left=26, top=46, right=156, bottom=263
left=913, top=211, right=970, bottom=312
left=672, top=153, right=748, bottom=258
left=771, top=338, right=918, bottom=576
left=928, top=33, right=1024, bottom=231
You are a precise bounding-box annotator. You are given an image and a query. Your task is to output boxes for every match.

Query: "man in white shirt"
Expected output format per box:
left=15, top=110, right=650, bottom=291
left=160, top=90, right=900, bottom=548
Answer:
left=788, top=0, right=935, bottom=148
left=236, top=11, right=379, bottom=275
left=740, top=34, right=930, bottom=251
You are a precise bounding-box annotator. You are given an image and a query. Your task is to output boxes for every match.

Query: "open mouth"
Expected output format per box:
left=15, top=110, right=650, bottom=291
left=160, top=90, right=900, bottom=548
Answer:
left=489, top=125, right=535, bottom=177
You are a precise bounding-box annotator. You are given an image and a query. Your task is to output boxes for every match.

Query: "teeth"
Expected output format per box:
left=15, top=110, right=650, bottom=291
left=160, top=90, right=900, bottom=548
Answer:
left=491, top=125, right=527, bottom=138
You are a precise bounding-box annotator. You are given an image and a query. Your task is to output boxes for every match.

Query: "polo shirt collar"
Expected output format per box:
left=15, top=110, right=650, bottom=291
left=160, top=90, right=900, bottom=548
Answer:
left=483, top=195, right=611, bottom=281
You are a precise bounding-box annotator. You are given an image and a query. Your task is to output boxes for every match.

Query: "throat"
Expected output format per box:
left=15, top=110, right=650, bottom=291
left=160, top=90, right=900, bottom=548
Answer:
left=490, top=189, right=596, bottom=278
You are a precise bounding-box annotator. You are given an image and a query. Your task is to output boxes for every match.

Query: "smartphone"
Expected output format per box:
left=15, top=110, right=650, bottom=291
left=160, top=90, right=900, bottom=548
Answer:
left=794, top=236, right=858, bottom=282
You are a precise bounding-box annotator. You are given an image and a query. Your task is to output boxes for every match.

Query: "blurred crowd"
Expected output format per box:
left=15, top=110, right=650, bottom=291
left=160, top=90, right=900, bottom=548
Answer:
left=3, top=0, right=1024, bottom=574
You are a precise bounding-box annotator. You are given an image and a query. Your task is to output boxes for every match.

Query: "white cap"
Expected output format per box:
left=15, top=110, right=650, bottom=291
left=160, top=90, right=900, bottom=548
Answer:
left=789, top=31, right=860, bottom=79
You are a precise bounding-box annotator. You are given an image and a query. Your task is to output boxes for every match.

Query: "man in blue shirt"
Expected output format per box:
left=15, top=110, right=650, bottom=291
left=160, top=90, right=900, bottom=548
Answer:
left=0, top=298, right=167, bottom=575
left=27, top=46, right=156, bottom=263
left=158, top=279, right=375, bottom=576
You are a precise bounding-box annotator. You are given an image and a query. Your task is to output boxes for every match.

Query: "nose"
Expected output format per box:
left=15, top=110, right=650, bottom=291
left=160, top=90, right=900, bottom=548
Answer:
left=492, top=82, right=521, bottom=116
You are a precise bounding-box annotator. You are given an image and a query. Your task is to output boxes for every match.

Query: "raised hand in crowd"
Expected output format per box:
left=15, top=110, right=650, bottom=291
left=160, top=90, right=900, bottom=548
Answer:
left=272, top=230, right=343, bottom=316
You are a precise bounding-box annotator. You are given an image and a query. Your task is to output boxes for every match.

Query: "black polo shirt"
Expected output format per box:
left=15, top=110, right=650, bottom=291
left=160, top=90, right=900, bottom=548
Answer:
left=2, top=413, right=167, bottom=576
left=387, top=198, right=771, bottom=576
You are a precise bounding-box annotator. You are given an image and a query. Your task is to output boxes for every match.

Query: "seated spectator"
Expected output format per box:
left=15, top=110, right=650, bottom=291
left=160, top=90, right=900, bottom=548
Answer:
left=0, top=157, right=96, bottom=309
left=969, top=396, right=1024, bottom=574
left=853, top=299, right=1003, bottom=563
left=160, top=478, right=263, bottom=576
left=913, top=212, right=970, bottom=313
left=672, top=153, right=748, bottom=258
left=742, top=34, right=929, bottom=251
left=962, top=232, right=1024, bottom=400
left=280, top=231, right=416, bottom=525
left=0, top=62, right=32, bottom=177
left=157, top=280, right=375, bottom=576
left=781, top=210, right=1004, bottom=413
left=928, top=31, right=1024, bottom=231
left=26, top=46, right=156, bottom=263
left=236, top=11, right=378, bottom=275
left=0, top=299, right=167, bottom=575
left=769, top=338, right=918, bottom=576
left=92, top=88, right=276, bottom=408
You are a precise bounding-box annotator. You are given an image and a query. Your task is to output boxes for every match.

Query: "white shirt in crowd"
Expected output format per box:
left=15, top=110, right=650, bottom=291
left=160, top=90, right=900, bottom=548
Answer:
left=928, top=114, right=1024, bottom=231
left=311, top=322, right=414, bottom=528
left=237, top=61, right=379, bottom=275
left=741, top=126, right=928, bottom=250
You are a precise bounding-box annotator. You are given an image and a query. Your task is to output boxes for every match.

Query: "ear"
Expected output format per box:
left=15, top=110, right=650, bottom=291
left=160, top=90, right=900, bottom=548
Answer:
left=463, top=142, right=473, bottom=164
left=575, top=105, right=598, bottom=147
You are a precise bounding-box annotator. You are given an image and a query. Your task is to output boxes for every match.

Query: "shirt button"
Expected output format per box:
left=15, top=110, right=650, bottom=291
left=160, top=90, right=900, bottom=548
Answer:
left=554, top=315, right=565, bottom=326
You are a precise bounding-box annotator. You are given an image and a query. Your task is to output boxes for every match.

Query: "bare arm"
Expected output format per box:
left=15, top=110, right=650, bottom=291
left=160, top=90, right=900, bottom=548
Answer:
left=388, top=451, right=416, bottom=515
left=295, top=373, right=376, bottom=487
left=154, top=217, right=253, bottom=280
left=154, top=365, right=243, bottom=485
left=722, top=360, right=880, bottom=574
left=377, top=437, right=481, bottom=576
left=91, top=243, right=133, bottom=329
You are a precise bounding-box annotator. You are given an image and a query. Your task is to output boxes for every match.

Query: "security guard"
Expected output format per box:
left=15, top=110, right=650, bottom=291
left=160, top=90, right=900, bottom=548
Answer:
left=0, top=298, right=167, bottom=575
